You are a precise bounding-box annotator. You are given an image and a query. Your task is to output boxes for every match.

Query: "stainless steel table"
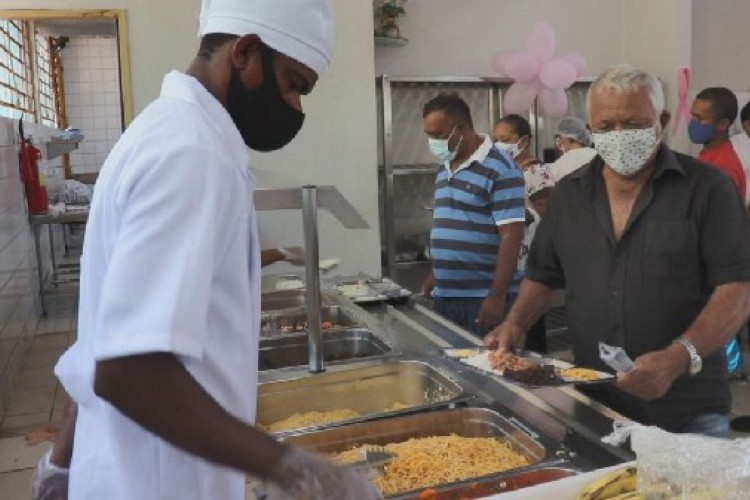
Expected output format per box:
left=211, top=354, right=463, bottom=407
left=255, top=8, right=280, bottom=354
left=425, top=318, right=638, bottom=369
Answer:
left=28, top=210, right=88, bottom=315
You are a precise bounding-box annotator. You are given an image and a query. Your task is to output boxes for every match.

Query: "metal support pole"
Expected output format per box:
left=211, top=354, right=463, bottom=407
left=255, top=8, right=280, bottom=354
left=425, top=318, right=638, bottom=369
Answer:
left=32, top=224, right=47, bottom=315
left=302, top=185, right=324, bottom=373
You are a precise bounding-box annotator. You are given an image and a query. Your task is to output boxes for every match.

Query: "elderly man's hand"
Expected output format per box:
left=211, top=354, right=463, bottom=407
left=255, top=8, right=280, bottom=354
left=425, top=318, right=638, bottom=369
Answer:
left=615, top=344, right=689, bottom=401
left=484, top=320, right=525, bottom=351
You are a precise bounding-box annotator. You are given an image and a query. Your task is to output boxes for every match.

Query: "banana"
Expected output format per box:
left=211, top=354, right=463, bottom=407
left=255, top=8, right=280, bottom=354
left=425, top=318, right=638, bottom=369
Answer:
left=576, top=466, right=638, bottom=500
left=606, top=493, right=644, bottom=500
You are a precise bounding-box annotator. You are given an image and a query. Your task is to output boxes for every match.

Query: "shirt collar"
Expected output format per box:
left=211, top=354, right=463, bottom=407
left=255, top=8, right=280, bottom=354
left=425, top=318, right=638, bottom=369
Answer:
left=160, top=71, right=250, bottom=177
left=443, top=134, right=492, bottom=175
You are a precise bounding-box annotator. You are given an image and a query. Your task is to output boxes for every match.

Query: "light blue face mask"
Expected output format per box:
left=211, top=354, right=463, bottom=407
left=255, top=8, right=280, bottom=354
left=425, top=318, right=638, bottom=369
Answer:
left=428, top=126, right=462, bottom=164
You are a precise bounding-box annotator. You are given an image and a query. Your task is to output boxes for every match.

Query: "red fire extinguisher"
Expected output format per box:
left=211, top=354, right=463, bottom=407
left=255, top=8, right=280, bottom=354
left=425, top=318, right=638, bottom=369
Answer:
left=18, top=118, right=48, bottom=215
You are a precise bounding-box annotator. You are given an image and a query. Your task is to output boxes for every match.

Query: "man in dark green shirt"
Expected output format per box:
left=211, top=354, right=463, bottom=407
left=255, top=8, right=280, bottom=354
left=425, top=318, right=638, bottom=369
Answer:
left=485, top=65, right=750, bottom=436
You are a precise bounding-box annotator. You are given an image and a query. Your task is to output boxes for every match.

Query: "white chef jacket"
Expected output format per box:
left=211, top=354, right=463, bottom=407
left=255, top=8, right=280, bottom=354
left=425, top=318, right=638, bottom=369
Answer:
left=730, top=132, right=750, bottom=205
left=55, top=71, right=260, bottom=500
left=549, top=147, right=597, bottom=182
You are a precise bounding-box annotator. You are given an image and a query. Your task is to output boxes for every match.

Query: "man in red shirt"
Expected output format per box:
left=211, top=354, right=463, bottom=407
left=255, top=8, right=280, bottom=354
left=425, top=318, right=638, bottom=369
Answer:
left=690, top=87, right=746, bottom=199
left=690, top=87, right=747, bottom=382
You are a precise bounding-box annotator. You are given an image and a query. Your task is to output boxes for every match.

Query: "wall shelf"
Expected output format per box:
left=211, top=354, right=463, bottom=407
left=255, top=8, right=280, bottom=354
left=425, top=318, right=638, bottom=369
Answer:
left=43, top=138, right=80, bottom=160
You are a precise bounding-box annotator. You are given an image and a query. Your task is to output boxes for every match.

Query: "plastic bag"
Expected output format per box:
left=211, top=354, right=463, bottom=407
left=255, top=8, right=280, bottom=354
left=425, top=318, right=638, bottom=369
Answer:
left=604, top=422, right=750, bottom=499
left=55, top=180, right=92, bottom=205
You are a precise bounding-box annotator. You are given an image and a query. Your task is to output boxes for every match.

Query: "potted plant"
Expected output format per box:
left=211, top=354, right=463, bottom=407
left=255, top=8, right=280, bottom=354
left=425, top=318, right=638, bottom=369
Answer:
left=375, top=0, right=407, bottom=39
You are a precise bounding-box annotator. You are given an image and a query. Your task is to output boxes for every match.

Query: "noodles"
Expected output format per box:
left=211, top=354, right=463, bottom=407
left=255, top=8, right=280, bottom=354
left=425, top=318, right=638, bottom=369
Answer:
left=331, top=434, right=530, bottom=495
left=261, top=409, right=361, bottom=432
left=261, top=402, right=411, bottom=433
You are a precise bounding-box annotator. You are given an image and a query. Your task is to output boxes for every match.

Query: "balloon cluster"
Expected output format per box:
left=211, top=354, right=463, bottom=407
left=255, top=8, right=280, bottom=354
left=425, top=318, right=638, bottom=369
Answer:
left=492, top=23, right=587, bottom=119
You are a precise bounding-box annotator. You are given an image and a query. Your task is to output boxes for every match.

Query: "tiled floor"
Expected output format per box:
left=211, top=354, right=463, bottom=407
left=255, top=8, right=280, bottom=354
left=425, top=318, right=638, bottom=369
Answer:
left=2, top=299, right=750, bottom=499
left=0, top=296, right=76, bottom=498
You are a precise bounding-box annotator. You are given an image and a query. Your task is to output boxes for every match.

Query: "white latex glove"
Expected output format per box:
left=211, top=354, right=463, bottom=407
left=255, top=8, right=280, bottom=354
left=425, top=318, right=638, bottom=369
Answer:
left=264, top=448, right=381, bottom=500
left=278, top=247, right=305, bottom=266
left=31, top=449, right=69, bottom=500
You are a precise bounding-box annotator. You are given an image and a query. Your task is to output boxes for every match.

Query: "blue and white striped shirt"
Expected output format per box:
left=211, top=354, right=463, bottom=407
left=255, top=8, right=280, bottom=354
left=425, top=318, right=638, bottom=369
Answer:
left=430, top=136, right=526, bottom=298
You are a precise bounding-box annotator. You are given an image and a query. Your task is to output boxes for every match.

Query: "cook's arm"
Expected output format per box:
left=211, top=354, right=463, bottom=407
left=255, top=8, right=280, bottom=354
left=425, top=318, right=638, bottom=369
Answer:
left=617, top=282, right=750, bottom=400
left=95, top=353, right=380, bottom=498
left=95, top=353, right=286, bottom=477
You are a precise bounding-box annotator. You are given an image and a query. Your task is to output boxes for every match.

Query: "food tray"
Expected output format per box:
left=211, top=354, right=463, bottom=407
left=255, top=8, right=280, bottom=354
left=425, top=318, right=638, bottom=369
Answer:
left=283, top=407, right=546, bottom=499
left=256, top=360, right=470, bottom=435
left=414, top=466, right=578, bottom=499
left=259, top=305, right=360, bottom=337
left=258, top=328, right=392, bottom=371
left=444, top=348, right=614, bottom=386
left=333, top=278, right=412, bottom=303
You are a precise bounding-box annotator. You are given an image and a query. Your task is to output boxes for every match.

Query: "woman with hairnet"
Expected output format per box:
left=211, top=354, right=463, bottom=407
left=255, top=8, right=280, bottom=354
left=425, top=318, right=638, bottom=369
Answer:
left=549, top=116, right=597, bottom=181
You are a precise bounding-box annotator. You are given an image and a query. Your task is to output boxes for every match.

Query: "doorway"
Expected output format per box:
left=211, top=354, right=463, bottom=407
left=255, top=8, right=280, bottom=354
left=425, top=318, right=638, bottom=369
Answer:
left=0, top=9, right=133, bottom=179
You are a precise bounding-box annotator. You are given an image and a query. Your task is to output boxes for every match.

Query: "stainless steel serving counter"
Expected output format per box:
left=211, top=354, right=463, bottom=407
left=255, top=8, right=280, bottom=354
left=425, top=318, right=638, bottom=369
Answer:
left=256, top=288, right=633, bottom=497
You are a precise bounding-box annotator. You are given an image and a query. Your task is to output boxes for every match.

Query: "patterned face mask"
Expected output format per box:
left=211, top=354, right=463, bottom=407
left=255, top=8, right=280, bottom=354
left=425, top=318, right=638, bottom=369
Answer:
left=592, top=127, right=659, bottom=177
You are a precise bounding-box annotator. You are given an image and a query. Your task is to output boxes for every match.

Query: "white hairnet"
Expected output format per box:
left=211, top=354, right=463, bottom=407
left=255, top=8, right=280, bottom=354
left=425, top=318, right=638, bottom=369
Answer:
left=556, top=117, right=592, bottom=147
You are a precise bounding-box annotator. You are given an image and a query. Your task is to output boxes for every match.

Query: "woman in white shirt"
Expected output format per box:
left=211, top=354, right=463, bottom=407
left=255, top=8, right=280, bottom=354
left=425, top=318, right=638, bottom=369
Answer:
left=549, top=116, right=597, bottom=181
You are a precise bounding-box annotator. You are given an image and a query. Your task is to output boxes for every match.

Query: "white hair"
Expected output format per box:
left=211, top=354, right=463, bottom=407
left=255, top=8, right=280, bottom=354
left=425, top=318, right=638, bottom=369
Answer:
left=586, top=64, right=665, bottom=119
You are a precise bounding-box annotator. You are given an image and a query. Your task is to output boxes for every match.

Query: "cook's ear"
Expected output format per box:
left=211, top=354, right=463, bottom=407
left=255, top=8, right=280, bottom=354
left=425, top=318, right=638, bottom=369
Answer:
left=229, top=34, right=264, bottom=89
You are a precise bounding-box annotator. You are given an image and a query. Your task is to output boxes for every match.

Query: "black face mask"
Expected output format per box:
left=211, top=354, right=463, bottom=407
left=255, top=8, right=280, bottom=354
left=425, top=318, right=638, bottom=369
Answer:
left=227, top=44, right=305, bottom=151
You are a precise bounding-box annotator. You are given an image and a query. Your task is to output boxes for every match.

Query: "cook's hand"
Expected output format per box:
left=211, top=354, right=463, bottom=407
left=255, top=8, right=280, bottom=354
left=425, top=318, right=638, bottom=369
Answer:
left=31, top=449, right=69, bottom=500
left=477, top=294, right=505, bottom=334
left=421, top=273, right=435, bottom=298
left=615, top=344, right=688, bottom=401
left=265, top=448, right=381, bottom=500
left=484, top=320, right=525, bottom=351
left=279, top=247, right=305, bottom=266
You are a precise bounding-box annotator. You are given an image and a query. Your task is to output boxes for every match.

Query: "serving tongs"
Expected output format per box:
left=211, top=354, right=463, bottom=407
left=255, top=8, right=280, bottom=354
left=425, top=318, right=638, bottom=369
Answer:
left=346, top=446, right=396, bottom=471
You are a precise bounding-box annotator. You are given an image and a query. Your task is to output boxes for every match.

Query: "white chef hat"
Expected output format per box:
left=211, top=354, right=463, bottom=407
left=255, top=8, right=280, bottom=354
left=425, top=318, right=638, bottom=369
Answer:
left=198, top=0, right=334, bottom=76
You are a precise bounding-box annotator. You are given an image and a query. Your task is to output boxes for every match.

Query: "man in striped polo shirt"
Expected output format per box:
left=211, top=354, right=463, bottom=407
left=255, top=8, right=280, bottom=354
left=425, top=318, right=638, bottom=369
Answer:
left=421, top=94, right=526, bottom=335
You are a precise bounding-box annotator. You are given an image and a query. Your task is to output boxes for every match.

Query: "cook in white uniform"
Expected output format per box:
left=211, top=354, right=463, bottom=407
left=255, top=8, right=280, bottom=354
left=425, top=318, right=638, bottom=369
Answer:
left=48, top=1, right=380, bottom=499
left=548, top=116, right=598, bottom=181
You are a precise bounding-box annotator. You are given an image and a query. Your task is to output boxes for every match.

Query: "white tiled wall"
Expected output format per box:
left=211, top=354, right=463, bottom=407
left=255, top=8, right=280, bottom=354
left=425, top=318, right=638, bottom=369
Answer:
left=0, top=117, right=40, bottom=418
left=62, top=36, right=122, bottom=174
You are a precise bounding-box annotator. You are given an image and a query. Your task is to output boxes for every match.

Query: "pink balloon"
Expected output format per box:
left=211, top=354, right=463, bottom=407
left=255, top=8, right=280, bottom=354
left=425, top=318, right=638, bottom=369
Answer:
left=491, top=51, right=511, bottom=75
left=503, top=82, right=539, bottom=114
left=526, top=22, right=556, bottom=63
left=561, top=52, right=587, bottom=76
left=538, top=88, right=568, bottom=118
left=503, top=53, right=539, bottom=83
left=539, top=59, right=577, bottom=90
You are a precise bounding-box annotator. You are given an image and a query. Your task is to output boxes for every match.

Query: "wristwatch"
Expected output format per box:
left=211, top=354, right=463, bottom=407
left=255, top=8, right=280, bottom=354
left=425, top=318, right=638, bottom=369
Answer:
left=674, top=337, right=702, bottom=375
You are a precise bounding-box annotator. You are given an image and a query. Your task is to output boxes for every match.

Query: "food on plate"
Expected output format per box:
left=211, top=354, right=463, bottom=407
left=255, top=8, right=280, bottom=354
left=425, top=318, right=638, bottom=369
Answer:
left=331, top=434, right=530, bottom=496
left=261, top=409, right=361, bottom=432
left=560, top=367, right=602, bottom=382
left=576, top=466, right=638, bottom=500
left=504, top=364, right=563, bottom=386
left=337, top=283, right=373, bottom=298
left=262, top=318, right=337, bottom=334
left=446, top=348, right=482, bottom=359
left=489, top=349, right=534, bottom=372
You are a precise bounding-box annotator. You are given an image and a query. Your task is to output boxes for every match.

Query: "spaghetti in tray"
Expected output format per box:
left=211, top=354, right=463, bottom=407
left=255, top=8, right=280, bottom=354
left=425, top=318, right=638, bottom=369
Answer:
left=331, top=434, right=530, bottom=496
